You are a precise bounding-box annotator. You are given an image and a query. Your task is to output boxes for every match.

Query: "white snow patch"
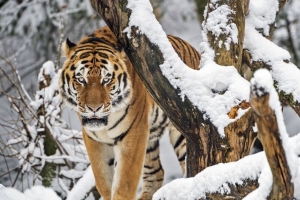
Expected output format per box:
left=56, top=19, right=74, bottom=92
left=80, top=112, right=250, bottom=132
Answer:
left=204, top=4, right=238, bottom=50
left=67, top=166, right=95, bottom=200
left=244, top=0, right=300, bottom=103
left=153, top=152, right=265, bottom=200
left=246, top=0, right=278, bottom=36
left=0, top=185, right=60, bottom=200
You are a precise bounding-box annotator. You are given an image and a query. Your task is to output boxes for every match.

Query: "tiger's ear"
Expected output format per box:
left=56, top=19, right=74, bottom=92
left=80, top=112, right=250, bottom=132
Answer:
left=62, top=38, right=76, bottom=58
left=115, top=44, right=126, bottom=59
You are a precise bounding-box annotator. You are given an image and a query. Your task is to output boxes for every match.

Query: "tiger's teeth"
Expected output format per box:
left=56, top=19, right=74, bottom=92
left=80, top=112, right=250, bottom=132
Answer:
left=90, top=115, right=100, bottom=119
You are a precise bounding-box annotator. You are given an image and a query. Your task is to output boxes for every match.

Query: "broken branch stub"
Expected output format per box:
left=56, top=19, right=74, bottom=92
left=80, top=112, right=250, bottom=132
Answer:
left=250, top=83, right=293, bottom=199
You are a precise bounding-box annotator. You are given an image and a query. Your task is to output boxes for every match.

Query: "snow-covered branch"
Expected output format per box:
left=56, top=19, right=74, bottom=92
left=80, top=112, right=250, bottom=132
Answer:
left=250, top=69, right=297, bottom=199
left=154, top=69, right=300, bottom=199
left=243, top=0, right=300, bottom=117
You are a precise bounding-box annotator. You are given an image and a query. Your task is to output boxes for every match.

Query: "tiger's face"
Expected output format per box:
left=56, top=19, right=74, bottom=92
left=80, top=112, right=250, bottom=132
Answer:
left=59, top=37, right=131, bottom=131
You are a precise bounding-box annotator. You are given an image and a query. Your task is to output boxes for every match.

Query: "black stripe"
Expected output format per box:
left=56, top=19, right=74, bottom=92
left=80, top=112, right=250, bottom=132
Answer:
left=113, top=113, right=138, bottom=145
left=70, top=53, right=77, bottom=60
left=152, top=154, right=160, bottom=161
left=123, top=72, right=127, bottom=89
left=101, top=59, right=108, bottom=64
left=79, top=52, right=90, bottom=59
left=146, top=140, right=159, bottom=154
left=98, top=52, right=109, bottom=58
left=142, top=178, right=164, bottom=182
left=70, top=64, right=76, bottom=71
left=144, top=164, right=162, bottom=175
left=169, top=37, right=181, bottom=54
left=61, top=71, right=66, bottom=91
left=66, top=73, right=70, bottom=85
left=108, top=158, right=114, bottom=166
left=174, top=134, right=185, bottom=149
left=117, top=73, right=123, bottom=87
left=144, top=165, right=153, bottom=169
left=178, top=152, right=186, bottom=162
left=73, top=49, right=92, bottom=56
left=177, top=38, right=187, bottom=64
left=74, top=46, right=94, bottom=51
left=114, top=64, right=119, bottom=70
left=81, top=60, right=89, bottom=64
left=98, top=48, right=115, bottom=55
left=150, top=114, right=168, bottom=132
left=109, top=105, right=130, bottom=130
left=150, top=125, right=167, bottom=140
left=81, top=37, right=114, bottom=46
left=112, top=90, right=130, bottom=107
left=111, top=72, right=115, bottom=80
left=153, top=107, right=159, bottom=124
left=67, top=88, right=73, bottom=96
left=67, top=97, right=77, bottom=106
left=101, top=65, right=108, bottom=70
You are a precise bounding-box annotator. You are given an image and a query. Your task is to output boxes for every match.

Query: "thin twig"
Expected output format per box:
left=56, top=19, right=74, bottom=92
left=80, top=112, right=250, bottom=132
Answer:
left=3, top=156, right=13, bottom=185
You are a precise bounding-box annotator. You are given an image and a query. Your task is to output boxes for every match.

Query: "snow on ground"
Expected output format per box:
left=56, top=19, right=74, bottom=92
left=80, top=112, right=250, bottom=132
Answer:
left=0, top=184, right=60, bottom=200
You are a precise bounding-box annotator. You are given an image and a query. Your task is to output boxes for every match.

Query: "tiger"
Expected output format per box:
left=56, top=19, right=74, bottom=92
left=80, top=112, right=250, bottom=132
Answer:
left=59, top=26, right=200, bottom=200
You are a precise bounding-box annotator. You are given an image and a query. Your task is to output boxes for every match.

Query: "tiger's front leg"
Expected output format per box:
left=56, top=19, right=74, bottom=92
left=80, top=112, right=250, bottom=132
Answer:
left=112, top=118, right=149, bottom=200
left=82, top=131, right=114, bottom=200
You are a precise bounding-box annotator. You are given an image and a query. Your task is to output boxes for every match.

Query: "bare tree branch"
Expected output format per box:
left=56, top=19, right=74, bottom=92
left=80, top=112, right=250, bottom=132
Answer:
left=250, top=77, right=294, bottom=199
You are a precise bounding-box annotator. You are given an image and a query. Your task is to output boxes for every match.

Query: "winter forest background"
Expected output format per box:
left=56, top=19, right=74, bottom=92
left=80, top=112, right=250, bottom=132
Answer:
left=0, top=0, right=300, bottom=199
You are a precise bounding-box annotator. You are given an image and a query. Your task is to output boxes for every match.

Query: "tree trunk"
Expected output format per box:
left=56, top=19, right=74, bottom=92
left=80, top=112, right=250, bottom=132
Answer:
left=194, top=0, right=207, bottom=23
left=204, top=0, right=246, bottom=72
left=89, top=0, right=256, bottom=177
left=38, top=69, right=58, bottom=187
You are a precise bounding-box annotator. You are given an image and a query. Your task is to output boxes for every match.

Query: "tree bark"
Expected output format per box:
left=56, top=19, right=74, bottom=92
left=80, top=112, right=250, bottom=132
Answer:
left=204, top=0, right=246, bottom=73
left=194, top=0, right=207, bottom=23
left=250, top=84, right=294, bottom=199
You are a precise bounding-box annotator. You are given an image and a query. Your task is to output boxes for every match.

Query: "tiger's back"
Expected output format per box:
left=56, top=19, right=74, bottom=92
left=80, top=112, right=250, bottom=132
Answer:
left=60, top=26, right=200, bottom=200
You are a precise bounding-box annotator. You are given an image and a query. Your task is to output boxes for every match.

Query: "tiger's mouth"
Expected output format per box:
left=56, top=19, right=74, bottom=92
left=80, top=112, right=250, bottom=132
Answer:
left=82, top=115, right=108, bottom=127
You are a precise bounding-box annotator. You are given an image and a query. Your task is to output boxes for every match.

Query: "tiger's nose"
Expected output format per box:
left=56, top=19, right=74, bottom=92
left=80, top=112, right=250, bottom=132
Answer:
left=86, top=104, right=103, bottom=112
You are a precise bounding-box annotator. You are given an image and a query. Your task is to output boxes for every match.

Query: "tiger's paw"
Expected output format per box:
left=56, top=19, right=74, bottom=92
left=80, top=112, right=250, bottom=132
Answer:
left=137, top=192, right=153, bottom=200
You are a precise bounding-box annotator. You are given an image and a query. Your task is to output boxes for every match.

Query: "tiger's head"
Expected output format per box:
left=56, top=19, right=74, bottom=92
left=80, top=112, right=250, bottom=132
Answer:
left=59, top=28, right=131, bottom=131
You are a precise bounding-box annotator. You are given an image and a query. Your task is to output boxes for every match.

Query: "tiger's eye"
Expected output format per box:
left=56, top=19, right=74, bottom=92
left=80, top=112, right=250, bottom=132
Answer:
left=103, top=78, right=110, bottom=84
left=77, top=77, right=85, bottom=84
